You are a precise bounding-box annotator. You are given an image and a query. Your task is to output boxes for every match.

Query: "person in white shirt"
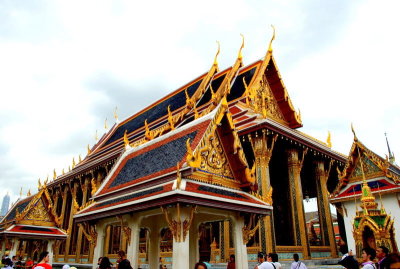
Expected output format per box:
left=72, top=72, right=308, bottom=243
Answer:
left=361, top=247, right=377, bottom=269
left=291, top=254, right=307, bottom=269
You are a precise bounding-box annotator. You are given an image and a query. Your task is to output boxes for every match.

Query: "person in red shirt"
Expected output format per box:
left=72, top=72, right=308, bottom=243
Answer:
left=34, top=251, right=52, bottom=269
left=25, top=257, right=34, bottom=269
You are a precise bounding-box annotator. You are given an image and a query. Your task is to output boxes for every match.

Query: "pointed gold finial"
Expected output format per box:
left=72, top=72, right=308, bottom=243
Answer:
left=144, top=119, right=154, bottom=141
left=27, top=189, right=31, bottom=196
left=72, top=157, right=76, bottom=169
left=238, top=34, right=245, bottom=60
left=38, top=178, right=41, bottom=190
left=44, top=176, right=48, bottom=185
left=114, top=106, right=119, bottom=121
left=351, top=123, right=358, bottom=141
left=104, top=118, right=108, bottom=130
left=87, top=144, right=91, bottom=155
left=268, top=25, right=276, bottom=53
left=62, top=168, right=65, bottom=175
left=19, top=187, right=22, bottom=197
left=123, top=130, right=130, bottom=149
left=327, top=131, right=332, bottom=148
left=53, top=169, right=57, bottom=180
left=95, top=130, right=99, bottom=142
left=78, top=154, right=82, bottom=163
left=68, top=165, right=71, bottom=172
left=213, top=41, right=220, bottom=67
left=167, top=105, right=175, bottom=130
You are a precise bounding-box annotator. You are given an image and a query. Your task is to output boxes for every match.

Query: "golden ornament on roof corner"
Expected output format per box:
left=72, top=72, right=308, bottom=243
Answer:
left=351, top=123, right=358, bottom=141
left=68, top=165, right=71, bottom=172
left=114, top=106, right=118, bottom=121
left=167, top=105, right=175, bottom=130
left=104, top=118, right=108, bottom=130
left=238, top=34, right=245, bottom=60
left=123, top=130, right=130, bottom=148
left=144, top=119, right=154, bottom=141
left=19, top=187, right=22, bottom=197
left=268, top=25, right=276, bottom=53
left=213, top=41, right=220, bottom=67
left=27, top=189, right=31, bottom=196
left=327, top=131, right=332, bottom=148
left=72, top=157, right=76, bottom=169
left=87, top=144, right=91, bottom=155
left=62, top=168, right=65, bottom=175
left=186, top=138, right=201, bottom=168
left=53, top=169, right=57, bottom=180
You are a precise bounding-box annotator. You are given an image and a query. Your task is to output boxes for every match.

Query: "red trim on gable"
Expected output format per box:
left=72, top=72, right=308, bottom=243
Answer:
left=9, top=225, right=65, bottom=235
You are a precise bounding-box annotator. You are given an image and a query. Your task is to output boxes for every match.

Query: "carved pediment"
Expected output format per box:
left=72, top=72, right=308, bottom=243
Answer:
left=349, top=155, right=383, bottom=181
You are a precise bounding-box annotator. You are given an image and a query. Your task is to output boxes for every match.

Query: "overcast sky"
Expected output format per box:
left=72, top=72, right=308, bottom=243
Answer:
left=0, top=0, right=399, bottom=211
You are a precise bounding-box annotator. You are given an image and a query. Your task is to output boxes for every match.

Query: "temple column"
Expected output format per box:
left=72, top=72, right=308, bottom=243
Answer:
left=314, top=160, right=338, bottom=258
left=92, top=221, right=107, bottom=269
left=126, top=216, right=142, bottom=269
left=9, top=238, right=19, bottom=258
left=249, top=131, right=277, bottom=254
left=1, top=239, right=6, bottom=256
left=147, top=225, right=160, bottom=269
left=64, top=183, right=78, bottom=261
left=231, top=214, right=248, bottom=269
left=287, top=148, right=310, bottom=259
left=47, top=239, right=54, bottom=264
left=160, top=204, right=195, bottom=269
left=75, top=179, right=89, bottom=263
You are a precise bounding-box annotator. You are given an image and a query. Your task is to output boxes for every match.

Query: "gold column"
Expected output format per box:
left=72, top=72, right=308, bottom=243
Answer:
left=64, top=183, right=78, bottom=262
left=287, top=148, right=310, bottom=259
left=314, top=160, right=338, bottom=258
left=249, top=130, right=276, bottom=254
left=55, top=188, right=68, bottom=260
left=223, top=220, right=230, bottom=260
left=75, top=179, right=89, bottom=263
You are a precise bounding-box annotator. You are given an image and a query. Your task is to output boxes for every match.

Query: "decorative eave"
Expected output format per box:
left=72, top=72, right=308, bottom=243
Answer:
left=331, top=137, right=400, bottom=198
left=0, top=224, right=67, bottom=239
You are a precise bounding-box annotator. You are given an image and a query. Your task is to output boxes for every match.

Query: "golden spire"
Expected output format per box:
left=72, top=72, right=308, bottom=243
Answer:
left=53, top=169, right=57, bottom=180
left=104, top=118, right=108, bottom=130
left=351, top=123, right=358, bottom=141
left=327, top=131, right=332, bottom=148
left=38, top=178, right=41, bottom=190
left=68, top=165, right=71, bottom=172
left=72, top=157, right=76, bottom=169
left=238, top=34, right=245, bottom=60
left=123, top=130, right=130, bottom=148
left=357, top=146, right=377, bottom=213
left=213, top=41, right=220, bottom=67
left=78, top=154, right=82, bottom=163
left=114, top=106, right=119, bottom=122
left=62, top=168, right=65, bottom=175
left=27, top=189, right=31, bottom=196
left=144, top=119, right=153, bottom=141
left=87, top=144, right=91, bottom=155
left=268, top=25, right=276, bottom=53
left=167, top=105, right=175, bottom=130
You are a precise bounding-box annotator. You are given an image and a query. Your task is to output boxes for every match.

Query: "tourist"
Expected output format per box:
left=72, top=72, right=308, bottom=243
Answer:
left=34, top=251, right=52, bottom=269
left=376, top=246, right=390, bottom=269
left=116, top=250, right=132, bottom=269
left=268, top=253, right=282, bottom=269
left=226, top=254, right=235, bottom=269
left=338, top=250, right=359, bottom=269
left=25, top=257, right=34, bottom=269
left=98, top=257, right=112, bottom=269
left=361, top=247, right=377, bottom=269
left=96, top=257, right=103, bottom=269
left=3, top=258, right=13, bottom=269
left=255, top=253, right=275, bottom=269
left=256, top=252, right=265, bottom=266
left=62, top=264, right=70, bottom=269
left=291, top=254, right=307, bottom=269
left=194, top=262, right=208, bottom=269
left=15, top=257, right=23, bottom=269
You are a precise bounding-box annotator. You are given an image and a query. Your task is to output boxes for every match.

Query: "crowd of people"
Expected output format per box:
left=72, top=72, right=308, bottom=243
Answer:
left=338, top=246, right=400, bottom=269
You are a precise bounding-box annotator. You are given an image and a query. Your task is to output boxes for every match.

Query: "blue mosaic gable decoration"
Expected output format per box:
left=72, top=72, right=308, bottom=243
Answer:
left=109, top=131, right=197, bottom=188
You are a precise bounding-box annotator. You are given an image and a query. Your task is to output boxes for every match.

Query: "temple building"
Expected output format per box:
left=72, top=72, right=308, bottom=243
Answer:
left=0, top=33, right=348, bottom=268
left=330, top=131, right=400, bottom=257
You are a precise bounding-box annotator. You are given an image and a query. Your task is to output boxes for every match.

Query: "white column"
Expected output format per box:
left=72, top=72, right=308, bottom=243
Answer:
left=231, top=214, right=248, bottom=269
left=171, top=206, right=191, bottom=269
left=92, top=221, right=106, bottom=269
left=126, top=216, right=142, bottom=269
left=47, top=239, right=54, bottom=265
left=148, top=226, right=160, bottom=269
left=9, top=238, right=19, bottom=258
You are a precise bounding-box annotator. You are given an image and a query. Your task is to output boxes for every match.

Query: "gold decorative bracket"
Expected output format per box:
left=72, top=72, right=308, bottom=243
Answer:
left=116, top=215, right=132, bottom=245
left=242, top=213, right=260, bottom=244
left=161, top=204, right=196, bottom=242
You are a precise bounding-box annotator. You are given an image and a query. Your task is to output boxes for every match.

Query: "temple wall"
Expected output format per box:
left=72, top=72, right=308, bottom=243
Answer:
left=341, top=201, right=357, bottom=254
